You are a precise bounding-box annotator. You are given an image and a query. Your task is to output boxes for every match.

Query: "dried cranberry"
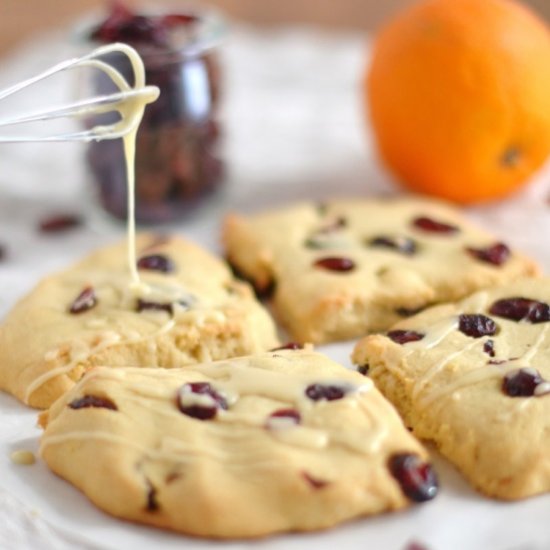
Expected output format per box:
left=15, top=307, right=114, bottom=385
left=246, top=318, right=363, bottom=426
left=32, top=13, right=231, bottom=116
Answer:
left=388, top=453, right=438, bottom=502
left=368, top=236, right=417, bottom=255
left=68, top=287, right=97, bottom=314
left=266, top=408, right=301, bottom=428
left=136, top=299, right=173, bottom=314
left=357, top=364, right=370, bottom=376
left=404, top=542, right=430, bottom=550
left=145, top=479, right=159, bottom=512
left=117, top=16, right=163, bottom=44
left=466, top=242, right=510, bottom=266
left=254, top=279, right=276, bottom=299
left=305, top=383, right=349, bottom=401
left=160, top=14, right=196, bottom=27
left=177, top=382, right=227, bottom=420
left=39, top=214, right=82, bottom=233
left=489, top=297, right=550, bottom=323
left=458, top=314, right=497, bottom=338
left=313, top=257, right=355, bottom=272
left=483, top=339, right=495, bottom=357
left=301, top=471, right=329, bottom=489
left=502, top=369, right=544, bottom=397
left=91, top=0, right=133, bottom=41
left=92, top=6, right=152, bottom=43
left=90, top=2, right=197, bottom=46
left=412, top=216, right=458, bottom=234
left=69, top=395, right=117, bottom=410
left=387, top=330, right=425, bottom=344
left=270, top=342, right=304, bottom=351
left=137, top=254, right=174, bottom=273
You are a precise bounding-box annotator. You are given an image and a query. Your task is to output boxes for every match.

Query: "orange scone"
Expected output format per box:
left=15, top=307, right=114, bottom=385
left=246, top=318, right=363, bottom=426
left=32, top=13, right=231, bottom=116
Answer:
left=224, top=197, right=538, bottom=343
left=0, top=234, right=278, bottom=409
left=353, top=278, right=550, bottom=500
left=40, top=350, right=437, bottom=538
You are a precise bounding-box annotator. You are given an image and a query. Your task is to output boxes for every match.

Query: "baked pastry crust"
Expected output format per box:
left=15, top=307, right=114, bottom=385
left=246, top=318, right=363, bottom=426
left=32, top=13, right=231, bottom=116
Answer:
left=40, top=350, right=436, bottom=538
left=223, top=197, right=539, bottom=343
left=352, top=277, right=550, bottom=500
left=0, top=234, right=279, bottom=409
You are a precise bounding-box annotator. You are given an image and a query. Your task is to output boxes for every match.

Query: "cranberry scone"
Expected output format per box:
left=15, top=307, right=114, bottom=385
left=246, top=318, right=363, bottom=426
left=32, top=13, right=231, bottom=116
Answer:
left=39, top=349, right=437, bottom=538
left=352, top=277, right=550, bottom=500
left=0, top=234, right=278, bottom=409
left=223, top=197, right=538, bottom=344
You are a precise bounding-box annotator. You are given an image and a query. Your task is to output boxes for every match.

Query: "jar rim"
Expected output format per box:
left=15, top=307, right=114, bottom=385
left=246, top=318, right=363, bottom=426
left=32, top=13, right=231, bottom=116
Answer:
left=72, top=5, right=226, bottom=60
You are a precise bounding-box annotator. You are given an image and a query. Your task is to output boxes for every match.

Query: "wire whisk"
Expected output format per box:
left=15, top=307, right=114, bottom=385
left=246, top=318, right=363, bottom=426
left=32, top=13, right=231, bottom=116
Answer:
left=0, top=43, right=159, bottom=143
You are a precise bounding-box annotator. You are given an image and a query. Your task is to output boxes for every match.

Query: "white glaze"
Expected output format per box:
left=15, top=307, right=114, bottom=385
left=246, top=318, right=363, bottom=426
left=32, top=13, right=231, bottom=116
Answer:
left=417, top=323, right=550, bottom=410
left=42, top=358, right=388, bottom=459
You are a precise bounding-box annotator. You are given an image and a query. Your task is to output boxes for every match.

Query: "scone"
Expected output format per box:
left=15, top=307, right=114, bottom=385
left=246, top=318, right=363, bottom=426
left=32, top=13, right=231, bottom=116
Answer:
left=0, top=234, right=278, bottom=409
left=223, top=197, right=538, bottom=343
left=39, top=349, right=438, bottom=538
left=352, top=277, right=550, bottom=500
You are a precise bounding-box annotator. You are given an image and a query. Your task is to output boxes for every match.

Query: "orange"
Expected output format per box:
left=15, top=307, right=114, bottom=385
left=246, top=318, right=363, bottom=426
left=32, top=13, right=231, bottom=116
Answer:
left=366, top=0, right=550, bottom=204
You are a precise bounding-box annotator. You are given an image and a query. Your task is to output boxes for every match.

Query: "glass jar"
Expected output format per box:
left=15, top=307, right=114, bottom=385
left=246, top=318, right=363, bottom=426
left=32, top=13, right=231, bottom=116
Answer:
left=80, top=7, right=225, bottom=224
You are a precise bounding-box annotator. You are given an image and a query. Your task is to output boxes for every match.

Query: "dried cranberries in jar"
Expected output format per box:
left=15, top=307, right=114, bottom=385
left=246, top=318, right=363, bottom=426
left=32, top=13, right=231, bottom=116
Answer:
left=85, top=2, right=225, bottom=223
